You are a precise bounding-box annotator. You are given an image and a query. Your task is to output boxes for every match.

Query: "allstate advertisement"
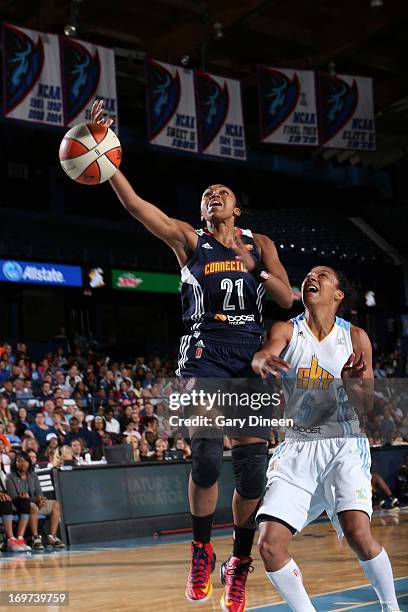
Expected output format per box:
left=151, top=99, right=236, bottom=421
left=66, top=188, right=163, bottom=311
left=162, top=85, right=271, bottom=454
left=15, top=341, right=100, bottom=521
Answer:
left=0, top=260, right=82, bottom=287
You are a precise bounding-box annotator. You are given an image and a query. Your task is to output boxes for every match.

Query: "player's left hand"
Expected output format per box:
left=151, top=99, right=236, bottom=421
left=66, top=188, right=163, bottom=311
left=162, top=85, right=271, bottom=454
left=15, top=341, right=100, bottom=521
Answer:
left=90, top=99, right=114, bottom=128
left=341, top=352, right=367, bottom=380
left=233, top=233, right=256, bottom=272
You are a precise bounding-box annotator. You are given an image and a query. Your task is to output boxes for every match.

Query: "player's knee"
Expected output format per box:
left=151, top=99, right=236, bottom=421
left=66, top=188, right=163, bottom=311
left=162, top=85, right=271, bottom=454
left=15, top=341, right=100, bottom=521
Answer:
left=257, top=531, right=287, bottom=564
left=342, top=522, right=374, bottom=556
left=232, top=442, right=268, bottom=499
left=191, top=437, right=223, bottom=487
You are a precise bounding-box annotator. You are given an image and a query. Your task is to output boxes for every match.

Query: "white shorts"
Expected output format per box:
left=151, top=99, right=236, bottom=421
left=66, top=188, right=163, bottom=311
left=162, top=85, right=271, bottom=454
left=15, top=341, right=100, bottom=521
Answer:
left=256, top=436, right=372, bottom=537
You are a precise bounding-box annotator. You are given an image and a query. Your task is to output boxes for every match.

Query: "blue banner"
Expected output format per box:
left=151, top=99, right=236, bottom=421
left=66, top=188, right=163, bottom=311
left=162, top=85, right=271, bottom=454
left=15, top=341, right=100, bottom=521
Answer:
left=0, top=260, right=82, bottom=287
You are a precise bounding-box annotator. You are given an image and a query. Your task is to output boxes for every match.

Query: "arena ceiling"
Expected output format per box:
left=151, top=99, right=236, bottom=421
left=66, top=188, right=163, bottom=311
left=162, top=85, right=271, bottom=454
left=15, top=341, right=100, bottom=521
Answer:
left=1, top=0, right=408, bottom=169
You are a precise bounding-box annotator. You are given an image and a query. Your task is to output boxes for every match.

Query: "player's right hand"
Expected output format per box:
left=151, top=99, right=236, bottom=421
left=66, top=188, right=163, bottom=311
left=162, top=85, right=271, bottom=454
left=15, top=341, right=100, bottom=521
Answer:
left=252, top=351, right=291, bottom=378
left=90, top=99, right=114, bottom=127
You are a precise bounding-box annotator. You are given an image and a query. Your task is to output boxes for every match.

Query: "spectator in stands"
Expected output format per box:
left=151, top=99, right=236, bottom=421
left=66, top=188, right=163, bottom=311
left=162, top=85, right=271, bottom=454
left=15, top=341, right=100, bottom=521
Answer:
left=122, top=419, right=142, bottom=440
left=392, top=431, right=408, bottom=446
left=153, top=438, right=168, bottom=461
left=400, top=416, right=408, bottom=441
left=28, top=412, right=58, bottom=449
left=139, top=438, right=154, bottom=461
left=30, top=362, right=41, bottom=388
left=172, top=437, right=191, bottom=460
left=371, top=471, right=398, bottom=509
left=381, top=408, right=396, bottom=445
left=0, top=425, right=11, bottom=452
left=6, top=451, right=65, bottom=550
left=15, top=407, right=31, bottom=439
left=87, top=416, right=111, bottom=460
left=103, top=407, right=121, bottom=435
left=0, top=438, right=11, bottom=474
left=70, top=439, right=86, bottom=464
left=5, top=422, right=21, bottom=446
left=0, top=453, right=31, bottom=552
left=26, top=450, right=40, bottom=470
left=125, top=436, right=140, bottom=462
left=63, top=416, right=88, bottom=446
left=52, top=412, right=68, bottom=444
left=42, top=399, right=56, bottom=427
left=52, top=445, right=75, bottom=468
left=0, top=397, right=12, bottom=428
left=1, top=380, right=16, bottom=404
left=396, top=454, right=408, bottom=506
left=39, top=381, right=53, bottom=401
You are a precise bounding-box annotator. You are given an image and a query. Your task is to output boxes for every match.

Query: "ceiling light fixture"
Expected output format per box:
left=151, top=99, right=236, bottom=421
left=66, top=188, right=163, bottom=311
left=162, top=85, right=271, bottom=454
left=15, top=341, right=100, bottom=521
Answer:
left=213, top=22, right=224, bottom=40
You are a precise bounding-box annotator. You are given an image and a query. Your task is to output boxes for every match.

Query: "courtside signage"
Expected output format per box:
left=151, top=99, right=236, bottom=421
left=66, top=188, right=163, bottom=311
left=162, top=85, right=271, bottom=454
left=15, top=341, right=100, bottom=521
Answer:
left=112, top=269, right=180, bottom=293
left=0, top=260, right=82, bottom=287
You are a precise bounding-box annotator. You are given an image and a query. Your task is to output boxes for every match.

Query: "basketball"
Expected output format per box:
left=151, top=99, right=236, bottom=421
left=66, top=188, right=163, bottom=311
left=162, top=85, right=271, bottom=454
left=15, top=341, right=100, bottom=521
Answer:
left=59, top=122, right=122, bottom=185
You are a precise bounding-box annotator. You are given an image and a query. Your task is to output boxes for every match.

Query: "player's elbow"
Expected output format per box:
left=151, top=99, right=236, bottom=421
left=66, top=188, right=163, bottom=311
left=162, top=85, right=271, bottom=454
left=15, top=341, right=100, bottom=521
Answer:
left=277, top=291, right=293, bottom=309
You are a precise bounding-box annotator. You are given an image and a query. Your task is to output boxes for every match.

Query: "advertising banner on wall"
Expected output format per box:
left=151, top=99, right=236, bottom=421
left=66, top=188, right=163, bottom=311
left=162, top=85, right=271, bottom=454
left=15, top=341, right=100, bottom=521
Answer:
left=0, top=260, right=82, bottom=287
left=112, top=269, right=180, bottom=293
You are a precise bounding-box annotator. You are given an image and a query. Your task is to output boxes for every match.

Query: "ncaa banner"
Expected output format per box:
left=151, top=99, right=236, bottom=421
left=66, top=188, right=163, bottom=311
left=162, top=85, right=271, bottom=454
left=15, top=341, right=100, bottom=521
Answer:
left=146, top=58, right=198, bottom=153
left=3, top=23, right=63, bottom=126
left=196, top=71, right=246, bottom=160
left=318, top=74, right=375, bottom=150
left=258, top=66, right=318, bottom=146
left=60, top=37, right=118, bottom=132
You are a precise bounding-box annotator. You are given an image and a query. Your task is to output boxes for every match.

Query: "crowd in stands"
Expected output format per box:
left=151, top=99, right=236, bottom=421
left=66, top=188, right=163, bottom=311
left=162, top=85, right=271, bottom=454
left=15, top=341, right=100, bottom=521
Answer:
left=0, top=341, right=407, bottom=468
left=0, top=339, right=408, bottom=552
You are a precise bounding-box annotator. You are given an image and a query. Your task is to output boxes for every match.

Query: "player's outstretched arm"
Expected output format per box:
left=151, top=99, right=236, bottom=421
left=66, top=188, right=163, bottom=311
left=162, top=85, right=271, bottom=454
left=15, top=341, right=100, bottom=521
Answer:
left=252, top=321, right=293, bottom=377
left=91, top=100, right=195, bottom=253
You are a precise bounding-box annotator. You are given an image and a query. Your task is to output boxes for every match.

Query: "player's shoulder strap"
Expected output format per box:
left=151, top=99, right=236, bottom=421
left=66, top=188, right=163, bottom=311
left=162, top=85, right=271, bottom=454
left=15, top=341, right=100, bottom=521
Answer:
left=290, top=312, right=305, bottom=324
left=335, top=316, right=351, bottom=331
left=239, top=228, right=253, bottom=238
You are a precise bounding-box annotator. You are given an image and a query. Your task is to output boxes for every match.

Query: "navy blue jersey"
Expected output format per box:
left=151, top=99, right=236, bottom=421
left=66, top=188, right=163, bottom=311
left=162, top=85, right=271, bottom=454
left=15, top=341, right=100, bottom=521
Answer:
left=180, top=228, right=266, bottom=342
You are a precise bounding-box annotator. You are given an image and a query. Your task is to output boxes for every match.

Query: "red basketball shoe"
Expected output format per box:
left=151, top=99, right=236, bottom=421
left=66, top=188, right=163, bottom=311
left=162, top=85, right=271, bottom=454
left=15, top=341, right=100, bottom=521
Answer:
left=220, top=556, right=253, bottom=611
left=185, top=541, right=216, bottom=603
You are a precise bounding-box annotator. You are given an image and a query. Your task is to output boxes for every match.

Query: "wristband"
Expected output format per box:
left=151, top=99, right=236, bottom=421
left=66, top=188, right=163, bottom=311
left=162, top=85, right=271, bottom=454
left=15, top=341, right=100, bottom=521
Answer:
left=251, top=262, right=270, bottom=283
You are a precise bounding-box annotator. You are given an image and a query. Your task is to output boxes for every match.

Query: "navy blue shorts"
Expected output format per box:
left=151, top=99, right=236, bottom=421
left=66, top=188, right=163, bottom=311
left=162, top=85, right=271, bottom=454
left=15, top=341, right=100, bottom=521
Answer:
left=176, top=333, right=262, bottom=379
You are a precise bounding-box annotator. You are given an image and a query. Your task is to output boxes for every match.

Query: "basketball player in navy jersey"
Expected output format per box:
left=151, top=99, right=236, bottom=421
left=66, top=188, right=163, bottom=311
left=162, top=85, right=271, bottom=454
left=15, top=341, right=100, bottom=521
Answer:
left=252, top=266, right=400, bottom=612
left=91, top=100, right=293, bottom=611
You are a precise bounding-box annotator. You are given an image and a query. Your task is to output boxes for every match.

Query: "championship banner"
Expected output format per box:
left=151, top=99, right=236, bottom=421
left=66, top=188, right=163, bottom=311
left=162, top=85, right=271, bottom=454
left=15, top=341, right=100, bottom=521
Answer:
left=318, top=74, right=375, bottom=150
left=146, top=59, right=198, bottom=153
left=257, top=66, right=318, bottom=146
left=60, top=37, right=118, bottom=132
left=3, top=23, right=64, bottom=126
left=196, top=71, right=246, bottom=160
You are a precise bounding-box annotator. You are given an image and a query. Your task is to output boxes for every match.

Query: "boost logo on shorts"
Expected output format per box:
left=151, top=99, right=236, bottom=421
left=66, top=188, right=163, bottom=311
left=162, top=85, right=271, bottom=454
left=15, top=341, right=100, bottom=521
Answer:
left=214, top=313, right=255, bottom=326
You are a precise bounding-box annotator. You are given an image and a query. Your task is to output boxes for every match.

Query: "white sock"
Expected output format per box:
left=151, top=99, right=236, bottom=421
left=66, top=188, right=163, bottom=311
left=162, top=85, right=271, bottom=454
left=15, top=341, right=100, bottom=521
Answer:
left=359, top=548, right=399, bottom=609
left=267, top=558, right=316, bottom=611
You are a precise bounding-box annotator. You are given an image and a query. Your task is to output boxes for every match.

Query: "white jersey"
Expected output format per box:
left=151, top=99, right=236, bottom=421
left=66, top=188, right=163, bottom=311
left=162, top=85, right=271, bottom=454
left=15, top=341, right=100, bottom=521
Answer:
left=281, top=313, right=361, bottom=439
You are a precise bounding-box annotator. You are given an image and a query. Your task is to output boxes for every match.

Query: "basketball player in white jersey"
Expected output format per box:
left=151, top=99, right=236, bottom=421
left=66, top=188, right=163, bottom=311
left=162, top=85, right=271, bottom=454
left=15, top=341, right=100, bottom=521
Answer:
left=252, top=265, right=401, bottom=612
